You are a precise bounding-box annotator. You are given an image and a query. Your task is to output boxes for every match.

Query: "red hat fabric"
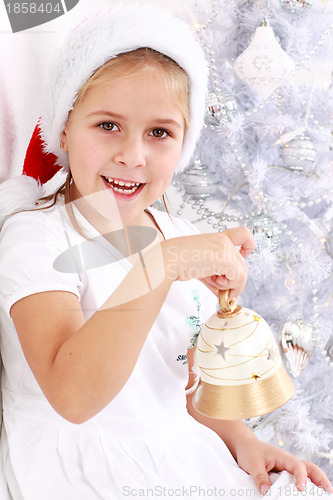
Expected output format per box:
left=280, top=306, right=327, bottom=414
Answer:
left=22, top=123, right=62, bottom=184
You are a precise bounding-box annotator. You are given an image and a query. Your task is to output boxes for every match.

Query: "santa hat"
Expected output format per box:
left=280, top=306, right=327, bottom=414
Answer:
left=1, top=3, right=208, bottom=227
left=22, top=2, right=208, bottom=183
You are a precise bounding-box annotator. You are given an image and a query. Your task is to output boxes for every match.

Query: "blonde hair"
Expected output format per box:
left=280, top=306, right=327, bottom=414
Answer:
left=73, top=47, right=190, bottom=127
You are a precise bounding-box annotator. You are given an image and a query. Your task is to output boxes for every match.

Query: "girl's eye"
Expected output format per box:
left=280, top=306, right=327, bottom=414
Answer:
left=149, top=128, right=170, bottom=139
left=99, top=122, right=119, bottom=132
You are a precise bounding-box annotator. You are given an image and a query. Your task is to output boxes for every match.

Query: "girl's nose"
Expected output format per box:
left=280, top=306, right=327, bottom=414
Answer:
left=113, top=135, right=146, bottom=169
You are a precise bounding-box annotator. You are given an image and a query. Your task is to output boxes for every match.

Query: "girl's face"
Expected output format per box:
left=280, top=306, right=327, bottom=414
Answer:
left=61, top=67, right=185, bottom=226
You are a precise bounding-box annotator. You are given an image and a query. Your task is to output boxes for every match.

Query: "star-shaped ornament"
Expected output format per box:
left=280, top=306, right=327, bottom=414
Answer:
left=213, top=340, right=230, bottom=360
left=251, top=371, right=261, bottom=381
left=253, top=315, right=261, bottom=323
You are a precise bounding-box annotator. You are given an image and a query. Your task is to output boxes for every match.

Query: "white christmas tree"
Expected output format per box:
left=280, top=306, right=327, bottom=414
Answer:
left=168, top=0, right=333, bottom=477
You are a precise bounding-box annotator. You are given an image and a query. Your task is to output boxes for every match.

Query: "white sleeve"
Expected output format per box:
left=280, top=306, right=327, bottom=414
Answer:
left=0, top=211, right=83, bottom=318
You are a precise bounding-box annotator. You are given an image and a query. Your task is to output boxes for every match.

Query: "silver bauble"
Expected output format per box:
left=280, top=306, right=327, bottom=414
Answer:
left=182, top=159, right=217, bottom=199
left=205, top=89, right=238, bottom=126
left=247, top=214, right=283, bottom=252
left=280, top=134, right=316, bottom=172
left=280, top=320, right=316, bottom=377
left=280, top=0, right=314, bottom=15
left=324, top=337, right=333, bottom=365
left=325, top=229, right=333, bottom=258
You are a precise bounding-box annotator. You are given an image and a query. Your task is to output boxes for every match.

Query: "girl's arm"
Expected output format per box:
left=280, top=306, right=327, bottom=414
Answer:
left=11, top=229, right=252, bottom=424
left=186, top=348, right=333, bottom=495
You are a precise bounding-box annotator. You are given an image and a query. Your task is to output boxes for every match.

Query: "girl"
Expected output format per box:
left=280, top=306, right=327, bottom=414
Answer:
left=0, top=3, right=331, bottom=499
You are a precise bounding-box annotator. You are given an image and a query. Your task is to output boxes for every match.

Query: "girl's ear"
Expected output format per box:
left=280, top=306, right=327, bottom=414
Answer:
left=60, top=130, right=69, bottom=152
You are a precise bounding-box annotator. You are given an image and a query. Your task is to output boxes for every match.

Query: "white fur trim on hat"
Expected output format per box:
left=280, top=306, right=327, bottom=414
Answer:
left=39, top=2, right=208, bottom=175
left=0, top=176, right=43, bottom=228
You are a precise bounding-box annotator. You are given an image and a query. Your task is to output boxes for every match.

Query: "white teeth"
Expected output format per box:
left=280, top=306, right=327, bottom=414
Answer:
left=105, top=177, right=140, bottom=188
left=103, top=176, right=141, bottom=195
left=113, top=186, right=137, bottom=195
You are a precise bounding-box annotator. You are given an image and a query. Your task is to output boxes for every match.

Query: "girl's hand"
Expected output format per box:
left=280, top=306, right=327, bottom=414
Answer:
left=235, top=438, right=333, bottom=495
left=163, top=227, right=255, bottom=299
left=224, top=227, right=256, bottom=258
left=200, top=227, right=255, bottom=299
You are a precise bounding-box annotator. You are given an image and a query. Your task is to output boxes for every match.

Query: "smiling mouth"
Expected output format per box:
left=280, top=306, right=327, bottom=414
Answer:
left=102, top=176, right=143, bottom=195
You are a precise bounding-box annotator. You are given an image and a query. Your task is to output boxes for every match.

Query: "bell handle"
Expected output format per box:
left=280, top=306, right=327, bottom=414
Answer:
left=218, top=290, right=240, bottom=316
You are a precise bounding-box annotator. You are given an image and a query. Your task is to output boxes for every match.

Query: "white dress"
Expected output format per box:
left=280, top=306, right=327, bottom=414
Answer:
left=0, top=199, right=323, bottom=499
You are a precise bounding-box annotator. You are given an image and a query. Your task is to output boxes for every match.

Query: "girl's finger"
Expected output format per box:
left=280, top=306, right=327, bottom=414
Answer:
left=304, top=462, right=333, bottom=493
left=292, top=461, right=309, bottom=491
left=198, top=278, right=220, bottom=296
left=212, top=276, right=242, bottom=299
left=215, top=275, right=231, bottom=288
left=224, top=227, right=256, bottom=257
left=273, top=453, right=308, bottom=491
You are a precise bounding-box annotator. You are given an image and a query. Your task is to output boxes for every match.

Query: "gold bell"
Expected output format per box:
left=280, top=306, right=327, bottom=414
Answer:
left=193, top=291, right=294, bottom=420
